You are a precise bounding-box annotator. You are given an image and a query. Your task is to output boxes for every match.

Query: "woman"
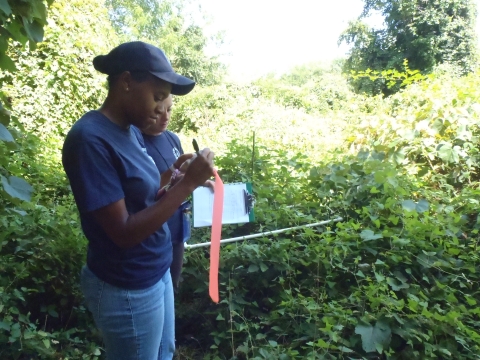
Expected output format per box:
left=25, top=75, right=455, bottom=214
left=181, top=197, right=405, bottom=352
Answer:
left=141, top=95, right=192, bottom=291
left=62, top=41, right=214, bottom=360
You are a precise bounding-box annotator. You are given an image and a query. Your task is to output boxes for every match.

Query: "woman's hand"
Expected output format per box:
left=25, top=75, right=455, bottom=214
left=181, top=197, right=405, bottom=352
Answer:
left=203, top=179, right=215, bottom=192
left=160, top=153, right=195, bottom=187
left=181, top=148, right=214, bottom=189
left=174, top=153, right=195, bottom=171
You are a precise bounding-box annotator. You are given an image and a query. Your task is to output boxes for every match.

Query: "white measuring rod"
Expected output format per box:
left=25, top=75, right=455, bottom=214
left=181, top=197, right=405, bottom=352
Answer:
left=184, top=217, right=343, bottom=249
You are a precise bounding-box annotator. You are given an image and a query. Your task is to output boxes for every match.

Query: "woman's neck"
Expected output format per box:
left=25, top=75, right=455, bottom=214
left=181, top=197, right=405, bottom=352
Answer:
left=98, top=96, right=130, bottom=129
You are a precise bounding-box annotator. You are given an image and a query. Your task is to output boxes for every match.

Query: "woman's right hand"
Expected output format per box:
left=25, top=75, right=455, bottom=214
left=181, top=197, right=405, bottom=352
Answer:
left=175, top=153, right=195, bottom=171
left=182, top=148, right=215, bottom=189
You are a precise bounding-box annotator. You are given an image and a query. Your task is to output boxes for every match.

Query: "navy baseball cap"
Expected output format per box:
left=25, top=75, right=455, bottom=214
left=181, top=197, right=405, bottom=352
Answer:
left=93, top=41, right=195, bottom=96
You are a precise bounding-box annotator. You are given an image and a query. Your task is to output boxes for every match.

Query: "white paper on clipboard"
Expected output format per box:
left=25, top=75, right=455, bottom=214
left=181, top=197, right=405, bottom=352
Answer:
left=192, top=182, right=254, bottom=227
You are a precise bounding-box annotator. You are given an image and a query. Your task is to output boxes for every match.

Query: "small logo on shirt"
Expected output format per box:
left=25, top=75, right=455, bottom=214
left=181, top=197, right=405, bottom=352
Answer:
left=142, top=147, right=156, bottom=164
left=173, top=147, right=180, bottom=159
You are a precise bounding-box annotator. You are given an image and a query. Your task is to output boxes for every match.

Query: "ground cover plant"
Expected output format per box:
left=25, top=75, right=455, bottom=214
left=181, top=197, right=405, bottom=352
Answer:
left=173, top=71, right=480, bottom=359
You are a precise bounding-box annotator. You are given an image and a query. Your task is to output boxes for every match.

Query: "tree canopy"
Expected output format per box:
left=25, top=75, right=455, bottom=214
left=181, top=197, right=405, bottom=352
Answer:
left=104, top=0, right=225, bottom=85
left=339, top=0, right=478, bottom=94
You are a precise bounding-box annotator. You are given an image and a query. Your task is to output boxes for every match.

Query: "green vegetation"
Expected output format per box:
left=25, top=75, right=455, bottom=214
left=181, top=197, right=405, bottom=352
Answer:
left=1, top=0, right=480, bottom=359
left=104, top=0, right=225, bottom=85
left=339, top=0, right=478, bottom=94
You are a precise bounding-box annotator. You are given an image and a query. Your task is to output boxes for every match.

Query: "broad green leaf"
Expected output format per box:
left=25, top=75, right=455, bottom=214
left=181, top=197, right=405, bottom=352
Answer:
left=6, top=19, right=27, bottom=44
left=339, top=346, right=353, bottom=353
left=394, top=271, right=407, bottom=283
left=0, top=53, right=16, bottom=72
left=391, top=148, right=406, bottom=164
left=387, top=277, right=409, bottom=291
left=48, top=308, right=59, bottom=317
left=439, top=348, right=452, bottom=356
left=1, top=175, right=33, bottom=202
left=437, top=142, right=459, bottom=163
left=402, top=199, right=429, bottom=213
left=0, top=0, right=11, bottom=16
left=355, top=320, right=391, bottom=353
left=360, top=229, right=383, bottom=241
left=248, top=264, right=259, bottom=272
left=23, top=331, right=36, bottom=339
left=392, top=237, right=410, bottom=246
left=12, top=209, right=27, bottom=216
left=13, top=289, right=25, bottom=301
left=402, top=200, right=416, bottom=211
left=465, top=296, right=477, bottom=306
left=22, top=18, right=44, bottom=43
left=417, top=253, right=435, bottom=268
left=27, top=0, right=47, bottom=23
left=0, top=123, right=13, bottom=142
left=258, top=348, right=270, bottom=358
left=392, top=313, right=404, bottom=325
left=259, top=262, right=268, bottom=272
left=416, top=199, right=429, bottom=213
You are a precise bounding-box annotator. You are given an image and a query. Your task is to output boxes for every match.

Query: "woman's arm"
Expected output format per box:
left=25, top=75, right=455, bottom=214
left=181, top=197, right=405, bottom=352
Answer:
left=92, top=149, right=214, bottom=248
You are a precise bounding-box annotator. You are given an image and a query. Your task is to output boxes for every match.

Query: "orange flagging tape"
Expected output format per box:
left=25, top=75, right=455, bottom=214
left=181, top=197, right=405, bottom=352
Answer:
left=209, top=170, right=224, bottom=303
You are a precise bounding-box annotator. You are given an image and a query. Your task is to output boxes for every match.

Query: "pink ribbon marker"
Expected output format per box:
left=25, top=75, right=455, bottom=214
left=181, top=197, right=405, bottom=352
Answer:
left=209, top=170, right=224, bottom=303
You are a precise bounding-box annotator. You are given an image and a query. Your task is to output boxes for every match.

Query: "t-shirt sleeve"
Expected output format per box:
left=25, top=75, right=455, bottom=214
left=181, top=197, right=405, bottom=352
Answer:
left=64, top=139, right=124, bottom=213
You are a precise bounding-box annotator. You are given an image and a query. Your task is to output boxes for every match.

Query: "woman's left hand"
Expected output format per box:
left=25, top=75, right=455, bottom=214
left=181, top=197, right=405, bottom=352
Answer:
left=203, top=179, right=215, bottom=192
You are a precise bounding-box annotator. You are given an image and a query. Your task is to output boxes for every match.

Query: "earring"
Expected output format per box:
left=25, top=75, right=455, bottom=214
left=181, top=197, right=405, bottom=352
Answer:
left=126, top=87, right=129, bottom=91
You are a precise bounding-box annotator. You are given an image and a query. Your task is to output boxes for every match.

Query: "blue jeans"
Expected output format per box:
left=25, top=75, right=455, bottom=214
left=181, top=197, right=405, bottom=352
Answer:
left=80, top=265, right=175, bottom=360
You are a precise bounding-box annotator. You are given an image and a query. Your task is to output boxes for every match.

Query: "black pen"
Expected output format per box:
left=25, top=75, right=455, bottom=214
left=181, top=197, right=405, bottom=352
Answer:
left=192, top=139, right=200, bottom=156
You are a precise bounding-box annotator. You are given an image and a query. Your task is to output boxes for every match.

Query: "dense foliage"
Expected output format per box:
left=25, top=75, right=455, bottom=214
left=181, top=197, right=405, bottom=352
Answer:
left=0, top=0, right=54, bottom=210
left=339, top=0, right=478, bottom=94
left=173, top=70, right=480, bottom=360
left=1, top=0, right=480, bottom=359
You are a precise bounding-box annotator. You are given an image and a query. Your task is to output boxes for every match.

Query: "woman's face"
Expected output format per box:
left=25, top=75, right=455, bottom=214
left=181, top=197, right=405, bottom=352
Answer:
left=124, top=74, right=172, bottom=131
left=143, top=95, right=173, bottom=135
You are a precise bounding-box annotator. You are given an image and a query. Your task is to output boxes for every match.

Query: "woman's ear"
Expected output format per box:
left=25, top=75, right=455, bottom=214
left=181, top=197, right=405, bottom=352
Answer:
left=117, top=71, right=133, bottom=93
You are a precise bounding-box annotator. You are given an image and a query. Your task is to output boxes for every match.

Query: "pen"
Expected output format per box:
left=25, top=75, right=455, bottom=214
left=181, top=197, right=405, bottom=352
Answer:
left=192, top=138, right=200, bottom=155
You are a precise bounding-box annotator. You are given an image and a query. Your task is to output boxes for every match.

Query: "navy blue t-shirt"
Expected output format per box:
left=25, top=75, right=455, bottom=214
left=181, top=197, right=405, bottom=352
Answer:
left=62, top=110, right=172, bottom=289
left=142, top=131, right=184, bottom=244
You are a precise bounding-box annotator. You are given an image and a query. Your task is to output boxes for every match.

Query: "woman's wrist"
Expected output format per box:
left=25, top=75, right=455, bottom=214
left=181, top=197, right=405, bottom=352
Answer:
left=176, top=176, right=198, bottom=194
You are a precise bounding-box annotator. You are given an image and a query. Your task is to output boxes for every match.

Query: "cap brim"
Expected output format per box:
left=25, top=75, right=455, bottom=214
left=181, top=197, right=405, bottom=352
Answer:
left=150, top=71, right=196, bottom=96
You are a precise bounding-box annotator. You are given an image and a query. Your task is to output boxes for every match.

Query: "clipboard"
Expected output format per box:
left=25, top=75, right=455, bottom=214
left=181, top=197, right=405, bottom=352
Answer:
left=193, top=182, right=255, bottom=227
left=243, top=183, right=255, bottom=219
